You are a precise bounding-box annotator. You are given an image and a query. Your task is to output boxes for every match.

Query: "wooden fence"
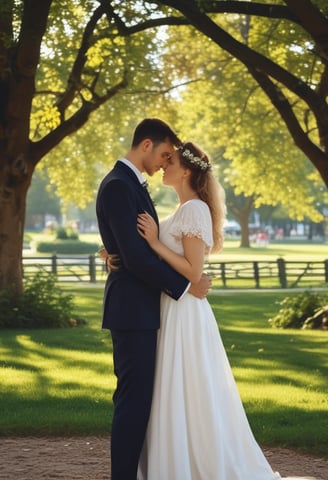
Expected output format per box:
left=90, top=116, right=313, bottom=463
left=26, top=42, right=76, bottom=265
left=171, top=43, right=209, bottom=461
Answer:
left=22, top=255, right=328, bottom=289
left=205, top=258, right=328, bottom=289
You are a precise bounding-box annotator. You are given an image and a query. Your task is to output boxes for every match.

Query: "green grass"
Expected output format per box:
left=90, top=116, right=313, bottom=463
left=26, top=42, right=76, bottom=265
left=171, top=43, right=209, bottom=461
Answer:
left=211, top=293, right=328, bottom=452
left=0, top=287, right=327, bottom=455
left=215, top=240, right=328, bottom=261
left=0, top=287, right=113, bottom=436
left=25, top=231, right=328, bottom=261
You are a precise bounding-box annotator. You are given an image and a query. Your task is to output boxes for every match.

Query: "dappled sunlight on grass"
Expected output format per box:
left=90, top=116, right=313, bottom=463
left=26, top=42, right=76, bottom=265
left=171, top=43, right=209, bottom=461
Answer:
left=207, top=290, right=328, bottom=452
left=239, top=385, right=327, bottom=451
left=233, top=364, right=327, bottom=391
left=240, top=382, right=327, bottom=407
left=0, top=321, right=115, bottom=435
left=1, top=332, right=114, bottom=391
left=0, top=286, right=327, bottom=451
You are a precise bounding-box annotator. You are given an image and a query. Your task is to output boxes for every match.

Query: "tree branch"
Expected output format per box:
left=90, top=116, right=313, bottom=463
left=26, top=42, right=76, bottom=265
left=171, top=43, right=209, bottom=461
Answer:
left=249, top=66, right=328, bottom=182
left=103, top=1, right=299, bottom=37
left=159, top=1, right=328, bottom=133
left=228, top=195, right=255, bottom=219
left=32, top=74, right=128, bottom=163
left=283, top=0, right=328, bottom=60
left=56, top=2, right=107, bottom=117
left=6, top=0, right=52, bottom=151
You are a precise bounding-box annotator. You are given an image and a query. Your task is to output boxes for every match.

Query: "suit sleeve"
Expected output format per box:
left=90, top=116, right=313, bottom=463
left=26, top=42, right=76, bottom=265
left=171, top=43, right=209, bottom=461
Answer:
left=99, top=179, right=189, bottom=300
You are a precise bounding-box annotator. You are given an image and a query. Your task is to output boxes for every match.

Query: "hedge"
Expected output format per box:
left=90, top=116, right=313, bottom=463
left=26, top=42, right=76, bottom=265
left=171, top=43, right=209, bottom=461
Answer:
left=35, top=240, right=100, bottom=254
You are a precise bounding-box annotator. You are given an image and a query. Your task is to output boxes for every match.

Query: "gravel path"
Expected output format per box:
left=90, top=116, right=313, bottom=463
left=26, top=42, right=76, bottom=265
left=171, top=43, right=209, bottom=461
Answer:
left=0, top=436, right=326, bottom=480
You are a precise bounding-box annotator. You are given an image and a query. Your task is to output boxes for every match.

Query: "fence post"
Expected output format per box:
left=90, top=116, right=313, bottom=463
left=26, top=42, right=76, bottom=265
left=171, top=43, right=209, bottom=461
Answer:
left=253, top=261, right=260, bottom=288
left=277, top=258, right=287, bottom=288
left=220, top=263, right=226, bottom=287
left=51, top=254, right=57, bottom=275
left=89, top=255, right=96, bottom=283
left=324, top=260, right=328, bottom=283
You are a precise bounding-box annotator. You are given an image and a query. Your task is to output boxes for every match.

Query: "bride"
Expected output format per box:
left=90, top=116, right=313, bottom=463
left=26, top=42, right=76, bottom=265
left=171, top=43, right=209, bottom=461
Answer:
left=136, top=142, right=314, bottom=480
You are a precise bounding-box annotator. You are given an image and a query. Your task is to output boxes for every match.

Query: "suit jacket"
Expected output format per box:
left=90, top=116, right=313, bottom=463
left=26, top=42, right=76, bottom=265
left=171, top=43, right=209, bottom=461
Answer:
left=96, top=161, right=189, bottom=330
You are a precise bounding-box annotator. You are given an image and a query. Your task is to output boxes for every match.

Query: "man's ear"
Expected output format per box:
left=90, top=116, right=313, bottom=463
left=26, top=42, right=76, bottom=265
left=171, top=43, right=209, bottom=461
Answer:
left=142, top=139, right=152, bottom=151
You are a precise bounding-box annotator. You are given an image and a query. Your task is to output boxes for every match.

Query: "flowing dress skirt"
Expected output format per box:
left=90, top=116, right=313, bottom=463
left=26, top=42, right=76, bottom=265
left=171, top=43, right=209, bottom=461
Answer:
left=138, top=292, right=281, bottom=480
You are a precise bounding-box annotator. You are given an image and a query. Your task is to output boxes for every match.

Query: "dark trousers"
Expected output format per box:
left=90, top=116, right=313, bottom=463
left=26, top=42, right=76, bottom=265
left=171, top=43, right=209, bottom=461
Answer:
left=110, top=329, right=157, bottom=480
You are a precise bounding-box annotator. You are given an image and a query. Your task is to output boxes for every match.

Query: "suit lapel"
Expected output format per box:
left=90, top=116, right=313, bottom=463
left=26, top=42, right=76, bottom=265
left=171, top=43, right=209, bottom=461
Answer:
left=140, top=183, right=158, bottom=223
left=114, top=161, right=158, bottom=223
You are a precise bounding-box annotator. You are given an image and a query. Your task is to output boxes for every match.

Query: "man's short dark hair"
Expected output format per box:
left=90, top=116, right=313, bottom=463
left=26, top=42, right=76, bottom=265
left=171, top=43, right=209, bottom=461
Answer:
left=132, top=118, right=181, bottom=147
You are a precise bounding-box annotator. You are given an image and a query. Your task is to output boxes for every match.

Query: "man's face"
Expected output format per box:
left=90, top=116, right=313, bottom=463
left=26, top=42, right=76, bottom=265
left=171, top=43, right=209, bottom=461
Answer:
left=142, top=139, right=175, bottom=176
left=162, top=150, right=188, bottom=188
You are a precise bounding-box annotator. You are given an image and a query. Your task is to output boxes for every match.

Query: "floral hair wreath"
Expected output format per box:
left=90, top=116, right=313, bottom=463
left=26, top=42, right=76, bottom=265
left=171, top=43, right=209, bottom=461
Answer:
left=178, top=145, right=211, bottom=172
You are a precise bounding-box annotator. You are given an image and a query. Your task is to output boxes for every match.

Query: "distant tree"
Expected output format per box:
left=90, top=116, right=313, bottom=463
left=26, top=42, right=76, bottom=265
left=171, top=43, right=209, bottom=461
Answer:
left=162, top=10, right=328, bottom=245
left=25, top=169, right=61, bottom=229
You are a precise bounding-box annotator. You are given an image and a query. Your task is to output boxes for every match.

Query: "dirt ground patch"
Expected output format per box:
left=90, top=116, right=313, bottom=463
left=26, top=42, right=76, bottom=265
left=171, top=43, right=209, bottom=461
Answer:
left=0, top=436, right=326, bottom=480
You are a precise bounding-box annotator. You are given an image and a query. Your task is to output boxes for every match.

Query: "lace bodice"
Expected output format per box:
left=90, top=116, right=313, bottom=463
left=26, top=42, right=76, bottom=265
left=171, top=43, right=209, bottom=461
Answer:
left=159, top=199, right=213, bottom=255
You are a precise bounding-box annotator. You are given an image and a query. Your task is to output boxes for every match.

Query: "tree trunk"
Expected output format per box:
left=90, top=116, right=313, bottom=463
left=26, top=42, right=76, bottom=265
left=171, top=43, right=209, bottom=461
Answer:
left=228, top=196, right=254, bottom=248
left=0, top=166, right=32, bottom=295
left=0, top=0, right=51, bottom=296
left=239, top=213, right=250, bottom=248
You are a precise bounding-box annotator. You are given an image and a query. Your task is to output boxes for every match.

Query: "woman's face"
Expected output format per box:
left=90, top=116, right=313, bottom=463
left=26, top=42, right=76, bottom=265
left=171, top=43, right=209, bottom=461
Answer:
left=162, top=151, right=189, bottom=187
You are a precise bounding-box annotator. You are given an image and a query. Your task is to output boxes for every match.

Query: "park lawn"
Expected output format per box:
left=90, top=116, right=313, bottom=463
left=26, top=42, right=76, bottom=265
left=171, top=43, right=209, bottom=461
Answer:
left=78, top=234, right=327, bottom=261
left=0, top=287, right=327, bottom=456
left=213, top=239, right=328, bottom=261
left=211, top=293, right=328, bottom=452
left=27, top=231, right=328, bottom=262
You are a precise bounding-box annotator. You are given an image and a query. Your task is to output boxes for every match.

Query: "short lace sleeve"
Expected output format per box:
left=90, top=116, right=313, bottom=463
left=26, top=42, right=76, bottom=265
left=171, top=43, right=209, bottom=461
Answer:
left=170, top=200, right=213, bottom=250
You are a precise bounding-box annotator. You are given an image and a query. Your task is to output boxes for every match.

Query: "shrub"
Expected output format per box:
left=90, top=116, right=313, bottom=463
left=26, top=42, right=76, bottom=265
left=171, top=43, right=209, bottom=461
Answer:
left=66, top=226, right=79, bottom=240
left=55, top=225, right=79, bottom=240
left=36, top=240, right=99, bottom=254
left=0, top=273, right=86, bottom=328
left=269, top=290, right=328, bottom=329
left=56, top=226, right=69, bottom=240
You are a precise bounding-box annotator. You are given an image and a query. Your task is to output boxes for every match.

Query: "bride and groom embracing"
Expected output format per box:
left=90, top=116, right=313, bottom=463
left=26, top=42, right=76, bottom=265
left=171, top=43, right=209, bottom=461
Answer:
left=96, top=118, right=313, bottom=480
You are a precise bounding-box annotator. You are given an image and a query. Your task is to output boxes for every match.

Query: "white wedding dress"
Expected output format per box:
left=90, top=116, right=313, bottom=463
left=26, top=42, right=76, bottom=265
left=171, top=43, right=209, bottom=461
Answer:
left=138, top=200, right=313, bottom=480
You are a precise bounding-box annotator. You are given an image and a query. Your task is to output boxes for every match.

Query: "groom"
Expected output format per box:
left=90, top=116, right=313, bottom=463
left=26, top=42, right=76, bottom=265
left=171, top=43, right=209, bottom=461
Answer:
left=96, top=118, right=210, bottom=480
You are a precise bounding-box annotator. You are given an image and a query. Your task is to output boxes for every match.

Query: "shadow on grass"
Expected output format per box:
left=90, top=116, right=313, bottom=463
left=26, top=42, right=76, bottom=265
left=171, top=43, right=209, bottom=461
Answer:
left=0, top=288, right=327, bottom=454
left=0, top=390, right=113, bottom=436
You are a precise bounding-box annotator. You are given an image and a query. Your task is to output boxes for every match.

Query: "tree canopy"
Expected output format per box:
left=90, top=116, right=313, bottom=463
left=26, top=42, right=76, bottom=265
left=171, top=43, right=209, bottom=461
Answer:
left=1, top=0, right=327, bottom=294
left=160, top=0, right=328, bottom=187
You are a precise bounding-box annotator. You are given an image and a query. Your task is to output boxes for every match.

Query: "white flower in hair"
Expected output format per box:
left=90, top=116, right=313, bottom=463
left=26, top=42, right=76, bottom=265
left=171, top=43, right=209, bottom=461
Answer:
left=179, top=146, right=210, bottom=171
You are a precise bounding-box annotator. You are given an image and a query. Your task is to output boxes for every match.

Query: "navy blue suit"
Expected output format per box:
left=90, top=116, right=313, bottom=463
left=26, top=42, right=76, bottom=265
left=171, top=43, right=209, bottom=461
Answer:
left=96, top=161, right=189, bottom=479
